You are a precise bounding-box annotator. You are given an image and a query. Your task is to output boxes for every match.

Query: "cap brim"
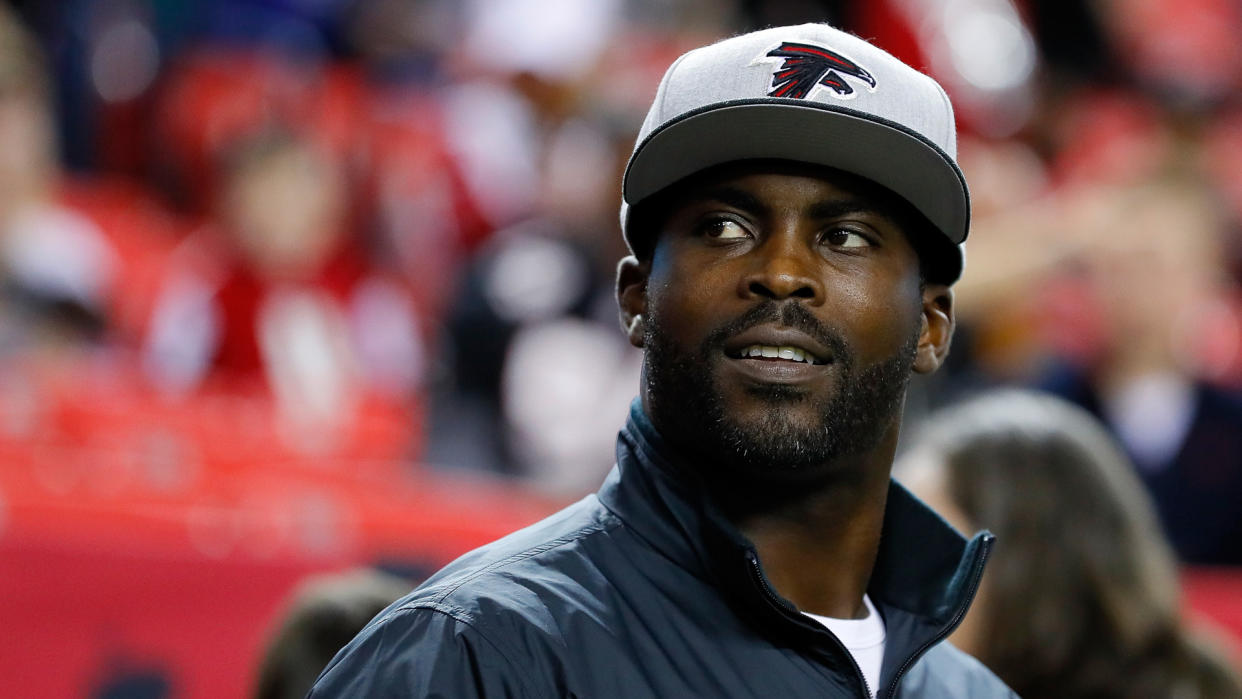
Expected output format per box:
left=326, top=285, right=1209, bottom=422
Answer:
left=622, top=100, right=969, bottom=279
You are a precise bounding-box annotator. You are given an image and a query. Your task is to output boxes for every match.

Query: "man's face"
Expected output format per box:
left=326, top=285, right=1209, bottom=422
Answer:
left=624, top=163, right=945, bottom=478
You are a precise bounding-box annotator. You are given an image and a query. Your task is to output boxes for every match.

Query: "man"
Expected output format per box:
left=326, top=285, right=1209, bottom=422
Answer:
left=311, top=23, right=1015, bottom=698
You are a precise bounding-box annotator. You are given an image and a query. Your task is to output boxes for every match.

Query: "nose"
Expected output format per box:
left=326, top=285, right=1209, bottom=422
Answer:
left=737, top=233, right=824, bottom=303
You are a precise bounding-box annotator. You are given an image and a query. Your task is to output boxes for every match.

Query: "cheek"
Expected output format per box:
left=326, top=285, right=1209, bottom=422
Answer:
left=643, top=274, right=691, bottom=348
left=827, top=272, right=923, bottom=355
left=646, top=254, right=728, bottom=328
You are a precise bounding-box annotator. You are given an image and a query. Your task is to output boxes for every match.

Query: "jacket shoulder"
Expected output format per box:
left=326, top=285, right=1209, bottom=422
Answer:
left=897, top=642, right=1018, bottom=698
left=309, top=604, right=546, bottom=697
left=411, top=494, right=622, bottom=624
left=310, top=497, right=624, bottom=697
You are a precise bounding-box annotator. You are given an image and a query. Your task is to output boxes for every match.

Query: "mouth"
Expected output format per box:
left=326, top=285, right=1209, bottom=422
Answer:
left=726, top=344, right=828, bottom=365
left=719, top=324, right=836, bottom=385
left=722, top=324, right=834, bottom=366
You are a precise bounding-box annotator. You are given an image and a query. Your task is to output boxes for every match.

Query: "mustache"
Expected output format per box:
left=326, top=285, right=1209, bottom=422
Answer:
left=702, top=301, right=853, bottom=367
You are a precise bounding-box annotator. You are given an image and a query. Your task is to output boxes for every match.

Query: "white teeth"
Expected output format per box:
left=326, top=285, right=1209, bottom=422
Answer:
left=739, top=345, right=817, bottom=364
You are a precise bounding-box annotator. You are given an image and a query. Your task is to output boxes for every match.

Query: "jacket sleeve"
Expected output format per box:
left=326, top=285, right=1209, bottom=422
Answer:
left=308, top=606, right=543, bottom=699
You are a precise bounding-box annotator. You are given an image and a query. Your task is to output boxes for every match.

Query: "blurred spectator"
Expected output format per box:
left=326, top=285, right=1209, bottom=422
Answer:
left=418, top=10, right=690, bottom=492
left=143, top=127, right=426, bottom=428
left=0, top=5, right=120, bottom=356
left=254, top=568, right=411, bottom=699
left=927, top=124, right=1242, bottom=565
left=898, top=389, right=1242, bottom=698
left=425, top=113, right=641, bottom=495
left=1038, top=170, right=1242, bottom=565
left=923, top=135, right=1056, bottom=396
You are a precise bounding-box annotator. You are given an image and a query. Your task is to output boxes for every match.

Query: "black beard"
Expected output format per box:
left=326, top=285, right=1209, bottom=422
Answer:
left=643, top=301, right=917, bottom=479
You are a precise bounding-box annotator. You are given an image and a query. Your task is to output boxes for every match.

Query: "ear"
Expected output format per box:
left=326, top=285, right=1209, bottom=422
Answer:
left=914, top=284, right=954, bottom=374
left=616, top=255, right=649, bottom=348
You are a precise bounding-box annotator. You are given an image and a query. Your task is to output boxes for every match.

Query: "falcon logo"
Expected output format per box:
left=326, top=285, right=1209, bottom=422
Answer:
left=764, top=42, right=876, bottom=99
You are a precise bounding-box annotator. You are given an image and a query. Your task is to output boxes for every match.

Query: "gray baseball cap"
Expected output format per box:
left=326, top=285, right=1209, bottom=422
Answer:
left=620, top=23, right=968, bottom=283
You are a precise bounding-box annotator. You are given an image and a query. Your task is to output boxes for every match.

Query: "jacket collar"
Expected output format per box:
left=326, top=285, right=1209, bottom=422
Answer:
left=598, top=399, right=993, bottom=642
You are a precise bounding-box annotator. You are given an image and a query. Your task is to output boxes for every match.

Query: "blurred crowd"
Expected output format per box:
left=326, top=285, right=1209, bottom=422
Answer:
left=3, top=0, right=1242, bottom=696
left=2, top=0, right=1242, bottom=555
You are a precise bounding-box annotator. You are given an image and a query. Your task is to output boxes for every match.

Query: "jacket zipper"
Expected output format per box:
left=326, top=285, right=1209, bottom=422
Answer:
left=880, top=535, right=994, bottom=699
left=746, top=552, right=874, bottom=698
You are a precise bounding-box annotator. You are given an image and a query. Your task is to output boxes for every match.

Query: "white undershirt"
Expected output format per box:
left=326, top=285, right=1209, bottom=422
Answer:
left=803, top=594, right=886, bottom=698
left=1102, top=373, right=1195, bottom=472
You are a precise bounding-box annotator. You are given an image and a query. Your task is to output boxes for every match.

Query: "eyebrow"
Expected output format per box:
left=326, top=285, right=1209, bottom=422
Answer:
left=696, top=186, right=767, bottom=215
left=808, top=199, right=876, bottom=221
left=695, top=185, right=881, bottom=222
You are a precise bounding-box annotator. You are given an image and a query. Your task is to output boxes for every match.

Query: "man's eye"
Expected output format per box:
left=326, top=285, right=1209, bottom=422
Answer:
left=824, top=228, right=872, bottom=249
left=700, top=218, right=750, bottom=239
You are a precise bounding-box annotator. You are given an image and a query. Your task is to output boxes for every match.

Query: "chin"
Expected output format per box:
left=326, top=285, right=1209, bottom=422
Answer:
left=643, top=318, right=915, bottom=479
left=714, top=407, right=853, bottom=474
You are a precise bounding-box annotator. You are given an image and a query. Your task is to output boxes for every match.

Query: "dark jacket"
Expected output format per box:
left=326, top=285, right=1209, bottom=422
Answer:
left=1041, top=364, right=1242, bottom=564
left=311, top=403, right=1015, bottom=698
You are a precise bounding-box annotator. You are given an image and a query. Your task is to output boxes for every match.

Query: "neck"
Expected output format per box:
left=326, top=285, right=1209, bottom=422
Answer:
left=699, top=427, right=899, bottom=620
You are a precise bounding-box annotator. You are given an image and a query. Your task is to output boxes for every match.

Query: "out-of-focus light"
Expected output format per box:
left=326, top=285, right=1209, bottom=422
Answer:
left=295, top=491, right=352, bottom=557
left=90, top=19, right=160, bottom=102
left=914, top=0, right=1037, bottom=135
left=444, top=82, right=540, bottom=225
left=942, top=1, right=1036, bottom=92
left=484, top=232, right=587, bottom=323
left=543, top=119, right=616, bottom=221
left=464, top=0, right=622, bottom=81
left=187, top=503, right=240, bottom=559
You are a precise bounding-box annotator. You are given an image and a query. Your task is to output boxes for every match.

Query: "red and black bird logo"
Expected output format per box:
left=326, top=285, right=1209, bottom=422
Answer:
left=765, top=42, right=875, bottom=99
